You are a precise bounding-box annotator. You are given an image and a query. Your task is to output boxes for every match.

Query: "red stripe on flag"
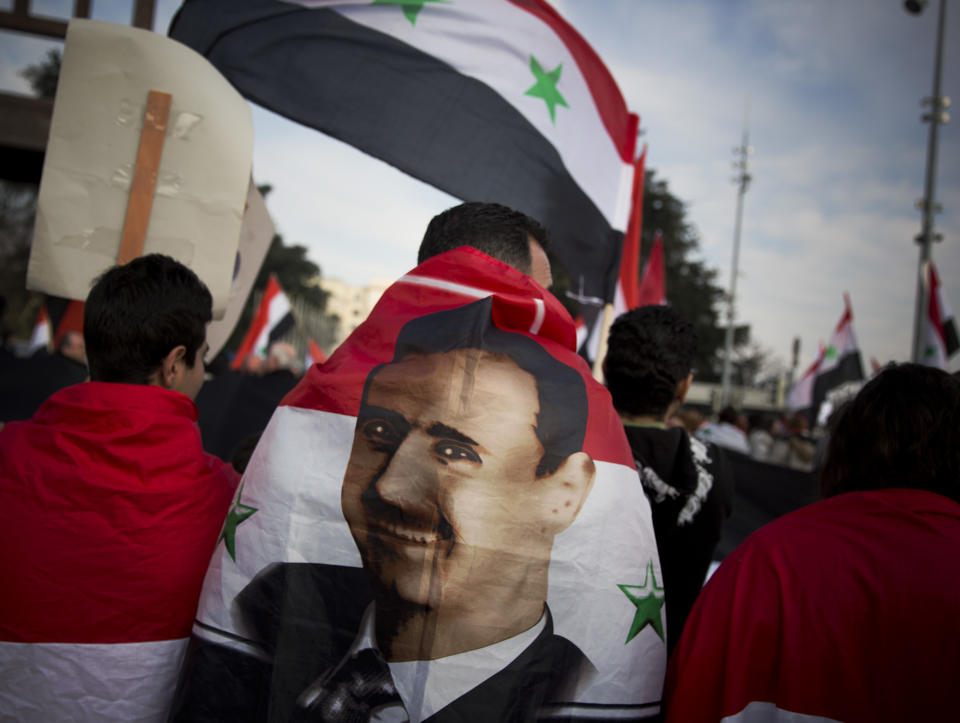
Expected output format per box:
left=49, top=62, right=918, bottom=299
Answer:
left=618, top=146, right=646, bottom=309
left=927, top=262, right=945, bottom=344
left=637, top=230, right=665, bottom=307
left=506, top=0, right=639, bottom=161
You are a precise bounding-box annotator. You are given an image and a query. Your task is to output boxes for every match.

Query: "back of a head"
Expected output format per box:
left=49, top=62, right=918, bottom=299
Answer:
left=604, top=305, right=697, bottom=418
left=84, top=254, right=212, bottom=384
left=417, top=201, right=549, bottom=274
left=820, top=363, right=960, bottom=503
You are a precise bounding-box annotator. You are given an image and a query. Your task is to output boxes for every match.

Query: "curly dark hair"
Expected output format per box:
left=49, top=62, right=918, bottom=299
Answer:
left=417, top=201, right=549, bottom=273
left=603, top=305, right=697, bottom=418
left=820, top=363, right=960, bottom=503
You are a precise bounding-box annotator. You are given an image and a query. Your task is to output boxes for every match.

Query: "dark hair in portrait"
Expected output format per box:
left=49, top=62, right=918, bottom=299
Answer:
left=363, top=297, right=589, bottom=477
left=604, top=305, right=697, bottom=418
left=417, top=201, right=550, bottom=273
left=84, top=253, right=212, bottom=384
left=819, top=363, right=960, bottom=504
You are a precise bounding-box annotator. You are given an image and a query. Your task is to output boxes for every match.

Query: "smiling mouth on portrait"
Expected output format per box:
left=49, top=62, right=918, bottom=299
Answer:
left=364, top=509, right=456, bottom=554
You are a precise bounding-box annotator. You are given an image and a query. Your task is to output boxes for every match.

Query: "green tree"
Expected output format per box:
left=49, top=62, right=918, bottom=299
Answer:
left=639, top=169, right=727, bottom=380
left=20, top=48, right=61, bottom=98
left=224, top=185, right=336, bottom=354
left=0, top=181, right=42, bottom=339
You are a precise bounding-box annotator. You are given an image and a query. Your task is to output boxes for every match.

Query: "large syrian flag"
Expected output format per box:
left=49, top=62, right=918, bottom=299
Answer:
left=920, top=260, right=959, bottom=370
left=171, top=249, right=665, bottom=721
left=231, top=275, right=296, bottom=370
left=169, top=0, right=639, bottom=306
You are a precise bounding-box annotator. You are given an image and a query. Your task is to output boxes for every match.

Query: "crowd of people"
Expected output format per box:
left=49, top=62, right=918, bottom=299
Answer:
left=1, top=201, right=957, bottom=722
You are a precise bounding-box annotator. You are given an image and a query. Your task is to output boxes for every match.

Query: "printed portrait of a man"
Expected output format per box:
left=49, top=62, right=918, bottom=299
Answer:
left=217, top=299, right=600, bottom=722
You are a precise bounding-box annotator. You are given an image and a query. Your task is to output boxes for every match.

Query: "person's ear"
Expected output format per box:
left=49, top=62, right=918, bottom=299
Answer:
left=158, top=345, right=187, bottom=390
left=676, top=373, right=693, bottom=404
left=540, top=451, right=596, bottom=535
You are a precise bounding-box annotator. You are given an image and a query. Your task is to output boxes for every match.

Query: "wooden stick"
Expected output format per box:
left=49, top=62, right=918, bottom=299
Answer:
left=117, top=90, right=171, bottom=266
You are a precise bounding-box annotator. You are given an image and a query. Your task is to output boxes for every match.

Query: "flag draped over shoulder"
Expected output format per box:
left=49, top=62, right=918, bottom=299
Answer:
left=169, top=0, right=639, bottom=304
left=232, top=275, right=295, bottom=370
left=172, top=249, right=665, bottom=721
left=921, top=261, right=959, bottom=370
left=0, top=384, right=239, bottom=722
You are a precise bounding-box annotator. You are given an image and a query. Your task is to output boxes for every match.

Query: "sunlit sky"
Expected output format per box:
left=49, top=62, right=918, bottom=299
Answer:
left=1, top=0, right=957, bottom=373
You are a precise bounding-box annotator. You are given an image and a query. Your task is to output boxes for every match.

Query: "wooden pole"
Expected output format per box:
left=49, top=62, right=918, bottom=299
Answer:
left=117, top=90, right=171, bottom=266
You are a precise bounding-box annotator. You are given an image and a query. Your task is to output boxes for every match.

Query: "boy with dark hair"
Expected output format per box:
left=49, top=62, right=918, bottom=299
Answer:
left=0, top=254, right=239, bottom=722
left=604, top=304, right=734, bottom=656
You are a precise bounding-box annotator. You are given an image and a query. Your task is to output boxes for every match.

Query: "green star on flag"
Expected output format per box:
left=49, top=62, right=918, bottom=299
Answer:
left=525, top=55, right=568, bottom=123
left=618, top=560, right=665, bottom=643
left=824, top=345, right=838, bottom=360
left=372, top=0, right=448, bottom=26
left=220, top=481, right=258, bottom=562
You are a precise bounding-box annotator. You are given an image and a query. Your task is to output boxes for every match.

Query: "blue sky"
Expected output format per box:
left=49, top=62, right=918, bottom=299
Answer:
left=1, top=0, right=957, bottom=373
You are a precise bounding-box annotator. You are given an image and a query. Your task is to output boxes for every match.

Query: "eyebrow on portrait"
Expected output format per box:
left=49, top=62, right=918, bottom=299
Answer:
left=357, top=405, right=411, bottom=433
left=426, top=422, right=479, bottom=447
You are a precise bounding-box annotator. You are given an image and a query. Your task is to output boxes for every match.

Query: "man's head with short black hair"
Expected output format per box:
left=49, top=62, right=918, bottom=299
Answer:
left=84, top=254, right=212, bottom=388
left=820, top=363, right=960, bottom=503
left=417, top=202, right=551, bottom=284
left=604, top=305, right=697, bottom=419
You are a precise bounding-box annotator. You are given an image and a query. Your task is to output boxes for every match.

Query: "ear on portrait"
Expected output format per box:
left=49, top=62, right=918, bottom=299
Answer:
left=540, top=451, right=596, bottom=535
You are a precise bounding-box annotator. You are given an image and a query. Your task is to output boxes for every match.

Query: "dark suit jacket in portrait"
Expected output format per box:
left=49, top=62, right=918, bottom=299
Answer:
left=171, top=563, right=591, bottom=723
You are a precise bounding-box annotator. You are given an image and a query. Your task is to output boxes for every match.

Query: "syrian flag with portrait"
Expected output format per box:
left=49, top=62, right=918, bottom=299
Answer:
left=171, top=249, right=665, bottom=721
left=169, top=0, right=640, bottom=311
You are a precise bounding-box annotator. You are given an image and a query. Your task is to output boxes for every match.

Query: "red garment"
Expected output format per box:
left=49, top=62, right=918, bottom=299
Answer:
left=0, top=382, right=239, bottom=721
left=664, top=488, right=960, bottom=723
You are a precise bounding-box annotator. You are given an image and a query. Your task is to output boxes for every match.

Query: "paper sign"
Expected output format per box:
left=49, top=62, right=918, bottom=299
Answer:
left=26, top=19, right=253, bottom=317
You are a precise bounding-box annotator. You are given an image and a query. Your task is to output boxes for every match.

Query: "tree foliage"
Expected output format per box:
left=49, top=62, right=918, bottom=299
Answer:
left=223, top=185, right=335, bottom=353
left=639, top=168, right=727, bottom=380
left=20, top=49, right=61, bottom=99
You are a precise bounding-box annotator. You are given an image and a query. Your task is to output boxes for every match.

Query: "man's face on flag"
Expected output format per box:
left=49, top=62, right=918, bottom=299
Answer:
left=342, top=348, right=573, bottom=612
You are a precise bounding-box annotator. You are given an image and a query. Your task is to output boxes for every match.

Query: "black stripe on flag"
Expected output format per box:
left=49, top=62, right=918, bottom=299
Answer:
left=944, top=316, right=959, bottom=357
left=267, top=311, right=295, bottom=345
left=170, top=1, right=623, bottom=301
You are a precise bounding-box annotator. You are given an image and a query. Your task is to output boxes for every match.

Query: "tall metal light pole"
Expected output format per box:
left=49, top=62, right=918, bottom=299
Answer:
left=907, top=0, right=951, bottom=362
left=719, top=123, right=753, bottom=406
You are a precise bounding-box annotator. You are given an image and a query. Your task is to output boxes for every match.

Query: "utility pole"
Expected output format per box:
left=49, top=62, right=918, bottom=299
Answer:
left=719, top=115, right=753, bottom=406
left=906, top=0, right=950, bottom=362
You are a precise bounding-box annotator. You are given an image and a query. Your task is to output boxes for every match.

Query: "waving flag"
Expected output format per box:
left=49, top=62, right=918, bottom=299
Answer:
left=27, top=306, right=52, bottom=355
left=169, top=0, right=639, bottom=305
left=171, top=249, right=665, bottom=721
left=231, top=275, right=295, bottom=370
left=921, top=261, right=959, bottom=370
left=636, top=230, right=665, bottom=307
left=786, top=295, right=864, bottom=423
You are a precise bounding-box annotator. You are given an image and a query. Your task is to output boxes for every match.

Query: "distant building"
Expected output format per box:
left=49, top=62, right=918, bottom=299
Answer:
left=312, top=277, right=390, bottom=352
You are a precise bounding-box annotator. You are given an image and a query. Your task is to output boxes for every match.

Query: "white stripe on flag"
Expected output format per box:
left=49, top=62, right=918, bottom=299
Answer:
left=294, top=0, right=632, bottom=229
left=721, top=701, right=842, bottom=723
left=0, top=638, right=187, bottom=722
